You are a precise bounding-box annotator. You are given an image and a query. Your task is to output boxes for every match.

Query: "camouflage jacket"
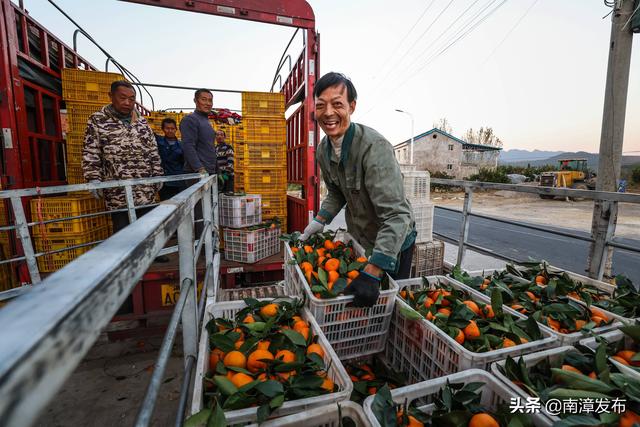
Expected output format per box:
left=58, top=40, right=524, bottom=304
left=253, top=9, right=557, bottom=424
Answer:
left=82, top=105, right=164, bottom=210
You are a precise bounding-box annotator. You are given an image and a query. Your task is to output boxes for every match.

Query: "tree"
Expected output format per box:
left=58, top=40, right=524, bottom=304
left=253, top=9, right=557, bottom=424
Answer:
left=464, top=127, right=503, bottom=148
left=433, top=118, right=452, bottom=135
left=632, top=166, right=640, bottom=184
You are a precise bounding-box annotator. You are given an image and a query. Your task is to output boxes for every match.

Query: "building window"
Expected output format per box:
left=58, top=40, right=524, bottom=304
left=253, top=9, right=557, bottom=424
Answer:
left=447, top=164, right=453, bottom=170
left=448, top=144, right=454, bottom=151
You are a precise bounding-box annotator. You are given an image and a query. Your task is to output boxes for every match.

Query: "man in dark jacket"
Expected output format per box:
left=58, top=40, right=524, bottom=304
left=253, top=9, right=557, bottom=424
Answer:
left=215, top=130, right=234, bottom=193
left=156, top=118, right=186, bottom=200
left=180, top=89, right=217, bottom=175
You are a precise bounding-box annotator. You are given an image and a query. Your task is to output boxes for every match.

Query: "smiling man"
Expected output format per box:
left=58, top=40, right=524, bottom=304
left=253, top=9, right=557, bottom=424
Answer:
left=180, top=88, right=217, bottom=175
left=300, top=72, right=416, bottom=307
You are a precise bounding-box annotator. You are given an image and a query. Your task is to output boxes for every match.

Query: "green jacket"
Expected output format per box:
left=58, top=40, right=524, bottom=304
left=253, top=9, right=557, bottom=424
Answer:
left=317, top=123, right=416, bottom=274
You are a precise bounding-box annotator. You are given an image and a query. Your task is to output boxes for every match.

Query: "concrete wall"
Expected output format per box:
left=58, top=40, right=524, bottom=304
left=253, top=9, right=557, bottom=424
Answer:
left=393, top=132, right=499, bottom=179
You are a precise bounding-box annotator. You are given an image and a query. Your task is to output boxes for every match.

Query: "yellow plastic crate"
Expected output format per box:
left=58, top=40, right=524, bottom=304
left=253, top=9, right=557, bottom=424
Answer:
left=65, top=132, right=84, bottom=166
left=30, top=193, right=105, bottom=221
left=243, top=118, right=286, bottom=143
left=66, top=102, right=103, bottom=133
left=35, top=226, right=111, bottom=272
left=235, top=125, right=245, bottom=144
left=260, top=192, right=287, bottom=218
left=61, top=69, right=124, bottom=103
left=146, top=111, right=184, bottom=138
left=238, top=142, right=286, bottom=168
left=66, top=164, right=85, bottom=184
left=242, top=92, right=285, bottom=117
left=235, top=168, right=287, bottom=193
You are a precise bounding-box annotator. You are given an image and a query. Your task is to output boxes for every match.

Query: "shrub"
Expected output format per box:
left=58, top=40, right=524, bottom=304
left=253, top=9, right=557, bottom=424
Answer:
left=632, top=166, right=640, bottom=184
left=467, top=168, right=510, bottom=183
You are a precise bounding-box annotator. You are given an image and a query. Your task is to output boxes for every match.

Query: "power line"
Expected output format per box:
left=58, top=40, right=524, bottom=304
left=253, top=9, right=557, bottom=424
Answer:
left=482, top=0, right=539, bottom=65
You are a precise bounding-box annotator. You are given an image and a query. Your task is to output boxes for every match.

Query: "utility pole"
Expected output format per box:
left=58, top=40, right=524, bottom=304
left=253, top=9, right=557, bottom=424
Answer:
left=587, top=0, right=635, bottom=280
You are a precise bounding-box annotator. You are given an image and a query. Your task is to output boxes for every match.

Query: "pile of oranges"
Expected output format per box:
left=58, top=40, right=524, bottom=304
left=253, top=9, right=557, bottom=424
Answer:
left=203, top=299, right=336, bottom=421
left=399, top=281, right=543, bottom=352
left=345, top=360, right=404, bottom=403
left=288, top=232, right=372, bottom=299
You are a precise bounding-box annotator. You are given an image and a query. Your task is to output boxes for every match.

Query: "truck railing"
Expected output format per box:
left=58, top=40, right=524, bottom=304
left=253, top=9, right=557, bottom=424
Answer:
left=0, top=174, right=219, bottom=427
left=430, top=178, right=640, bottom=280
left=0, top=174, right=206, bottom=292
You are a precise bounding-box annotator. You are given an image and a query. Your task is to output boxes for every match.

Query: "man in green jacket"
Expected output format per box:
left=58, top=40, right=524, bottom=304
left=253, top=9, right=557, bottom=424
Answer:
left=300, top=72, right=416, bottom=307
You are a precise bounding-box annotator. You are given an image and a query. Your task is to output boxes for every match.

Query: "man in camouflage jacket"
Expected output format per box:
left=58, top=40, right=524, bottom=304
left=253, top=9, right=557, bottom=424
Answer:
left=82, top=80, right=164, bottom=231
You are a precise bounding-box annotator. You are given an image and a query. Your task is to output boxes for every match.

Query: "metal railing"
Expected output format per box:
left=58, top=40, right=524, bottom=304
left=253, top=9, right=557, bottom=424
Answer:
left=0, top=174, right=204, bottom=293
left=0, top=174, right=219, bottom=427
left=430, top=178, right=640, bottom=280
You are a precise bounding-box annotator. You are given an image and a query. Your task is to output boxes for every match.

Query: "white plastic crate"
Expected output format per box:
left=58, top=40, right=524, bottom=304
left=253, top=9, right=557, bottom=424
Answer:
left=412, top=201, right=433, bottom=243
left=191, top=299, right=353, bottom=424
left=284, top=231, right=399, bottom=360
left=362, top=369, right=550, bottom=427
left=219, top=194, right=262, bottom=228
left=224, top=226, right=280, bottom=264
left=491, top=345, right=584, bottom=425
left=580, top=330, right=640, bottom=381
left=249, top=401, right=371, bottom=427
left=216, top=282, right=288, bottom=302
left=403, top=170, right=430, bottom=201
left=391, top=277, right=557, bottom=378
left=411, top=240, right=444, bottom=278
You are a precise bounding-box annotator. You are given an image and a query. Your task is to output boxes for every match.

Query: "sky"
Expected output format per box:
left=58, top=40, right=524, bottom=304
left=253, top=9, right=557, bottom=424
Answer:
left=14, top=0, right=640, bottom=154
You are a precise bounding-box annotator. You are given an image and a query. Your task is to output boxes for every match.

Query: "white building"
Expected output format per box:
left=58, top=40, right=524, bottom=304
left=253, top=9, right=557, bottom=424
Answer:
left=394, top=128, right=501, bottom=179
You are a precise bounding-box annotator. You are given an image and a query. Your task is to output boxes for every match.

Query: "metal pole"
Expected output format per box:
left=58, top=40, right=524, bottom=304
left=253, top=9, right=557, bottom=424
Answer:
left=174, top=355, right=196, bottom=427
left=178, top=210, right=198, bottom=367
left=588, top=0, right=635, bottom=279
left=124, top=185, right=138, bottom=224
left=395, top=109, right=414, bottom=164
left=201, top=183, right=214, bottom=299
left=10, top=197, right=41, bottom=284
left=456, top=189, right=473, bottom=266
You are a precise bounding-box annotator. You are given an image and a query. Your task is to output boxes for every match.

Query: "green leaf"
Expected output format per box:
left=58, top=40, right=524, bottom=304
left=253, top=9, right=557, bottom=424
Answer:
left=400, top=306, right=423, bottom=320
left=491, top=287, right=504, bottom=318
left=243, top=297, right=259, bottom=308
left=210, top=334, right=236, bottom=353
left=207, top=402, right=226, bottom=427
left=332, top=278, right=348, bottom=294
left=550, top=368, right=614, bottom=393
left=269, top=394, right=285, bottom=409
left=237, top=379, right=260, bottom=393
left=243, top=322, right=268, bottom=332
left=339, top=259, right=348, bottom=275
left=213, top=375, right=238, bottom=396
left=185, top=409, right=211, bottom=427
left=257, top=380, right=284, bottom=398
left=282, top=329, right=307, bottom=346
left=318, top=268, right=328, bottom=286
left=257, top=403, right=271, bottom=424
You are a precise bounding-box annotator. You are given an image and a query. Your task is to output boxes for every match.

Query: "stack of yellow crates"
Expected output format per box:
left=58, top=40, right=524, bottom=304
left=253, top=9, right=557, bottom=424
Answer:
left=147, top=111, right=186, bottom=138
left=237, top=92, right=287, bottom=230
left=0, top=200, right=16, bottom=290
left=62, top=69, right=124, bottom=185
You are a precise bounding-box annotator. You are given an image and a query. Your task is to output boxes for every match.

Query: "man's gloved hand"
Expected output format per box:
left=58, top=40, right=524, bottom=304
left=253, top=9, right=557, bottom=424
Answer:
left=299, top=218, right=325, bottom=241
left=198, top=167, right=209, bottom=177
left=89, top=180, right=102, bottom=200
left=344, top=271, right=381, bottom=307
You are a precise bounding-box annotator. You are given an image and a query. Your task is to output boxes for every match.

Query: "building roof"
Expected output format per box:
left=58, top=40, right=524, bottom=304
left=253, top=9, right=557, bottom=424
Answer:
left=394, top=128, right=502, bottom=151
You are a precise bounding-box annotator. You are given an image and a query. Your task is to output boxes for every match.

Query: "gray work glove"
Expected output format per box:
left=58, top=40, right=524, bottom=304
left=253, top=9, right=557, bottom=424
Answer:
left=89, top=180, right=102, bottom=200
left=299, top=218, right=325, bottom=241
left=198, top=168, right=209, bottom=177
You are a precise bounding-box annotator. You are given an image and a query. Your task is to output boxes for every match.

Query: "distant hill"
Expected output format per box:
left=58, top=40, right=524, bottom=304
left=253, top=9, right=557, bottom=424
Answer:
left=502, top=151, right=640, bottom=169
left=499, top=149, right=564, bottom=163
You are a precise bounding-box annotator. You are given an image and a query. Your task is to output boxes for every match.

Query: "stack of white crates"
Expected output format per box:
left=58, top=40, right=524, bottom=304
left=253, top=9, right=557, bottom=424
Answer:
left=219, top=194, right=280, bottom=264
left=402, top=170, right=445, bottom=277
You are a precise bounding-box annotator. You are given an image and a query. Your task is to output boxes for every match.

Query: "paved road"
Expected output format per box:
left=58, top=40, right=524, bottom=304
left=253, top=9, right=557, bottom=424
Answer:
left=434, top=206, right=640, bottom=284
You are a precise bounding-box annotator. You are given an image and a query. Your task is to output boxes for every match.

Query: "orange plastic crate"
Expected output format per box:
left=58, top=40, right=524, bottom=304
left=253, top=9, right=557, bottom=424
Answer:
left=236, top=168, right=287, bottom=193
left=35, top=226, right=111, bottom=272
left=243, top=118, right=286, bottom=143
left=67, top=102, right=103, bottom=133
left=61, top=69, right=124, bottom=103
left=242, top=92, right=285, bottom=117
left=238, top=142, right=286, bottom=168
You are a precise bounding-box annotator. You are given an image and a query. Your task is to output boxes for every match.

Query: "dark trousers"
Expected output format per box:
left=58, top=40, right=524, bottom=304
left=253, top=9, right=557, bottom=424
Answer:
left=159, top=185, right=185, bottom=201
left=220, top=175, right=234, bottom=194
left=390, top=243, right=415, bottom=280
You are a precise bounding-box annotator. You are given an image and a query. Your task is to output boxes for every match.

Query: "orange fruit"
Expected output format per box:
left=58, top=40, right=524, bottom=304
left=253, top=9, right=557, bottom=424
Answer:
left=463, top=320, right=481, bottom=340
left=320, top=377, right=334, bottom=392
left=535, top=275, right=547, bottom=285
left=426, top=311, right=435, bottom=321
left=368, top=386, right=377, bottom=395
left=588, top=371, right=597, bottom=379
left=223, top=351, right=247, bottom=369
left=328, top=270, right=340, bottom=283
left=307, top=343, right=325, bottom=358
left=324, top=240, right=335, bottom=250
left=423, top=298, right=435, bottom=309
left=561, top=364, right=583, bottom=374
left=546, top=317, right=561, bottom=331
left=334, top=240, right=344, bottom=247
left=437, top=307, right=451, bottom=316
left=257, top=373, right=268, bottom=381
left=300, top=261, right=313, bottom=273
left=230, top=372, right=254, bottom=388
left=615, top=350, right=637, bottom=364
left=575, top=320, right=586, bottom=330
left=209, top=349, right=225, bottom=368
left=462, top=300, right=481, bottom=315
left=316, top=248, right=326, bottom=257
left=360, top=373, right=374, bottom=381
left=503, top=338, right=516, bottom=348
left=591, top=316, right=606, bottom=326
left=356, top=257, right=368, bottom=263
left=303, top=245, right=313, bottom=253
left=293, top=319, right=309, bottom=331
left=324, top=258, right=340, bottom=272
left=226, top=371, right=234, bottom=380
left=590, top=308, right=609, bottom=322
left=243, top=314, right=255, bottom=323
left=347, top=270, right=359, bottom=280
left=525, top=291, right=538, bottom=301
left=257, top=340, right=270, bottom=351
left=317, top=256, right=326, bottom=267
left=483, top=305, right=495, bottom=319
left=277, top=370, right=296, bottom=381
left=247, top=349, right=274, bottom=373
left=468, top=413, right=499, bottom=427
left=291, top=247, right=299, bottom=253
left=400, top=290, right=407, bottom=299
left=612, top=355, right=631, bottom=366
left=298, top=327, right=310, bottom=341
left=406, top=415, right=424, bottom=427
left=260, top=303, right=278, bottom=318
left=619, top=411, right=640, bottom=427
left=275, top=349, right=296, bottom=363
left=234, top=340, right=245, bottom=350
left=454, top=329, right=465, bottom=344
